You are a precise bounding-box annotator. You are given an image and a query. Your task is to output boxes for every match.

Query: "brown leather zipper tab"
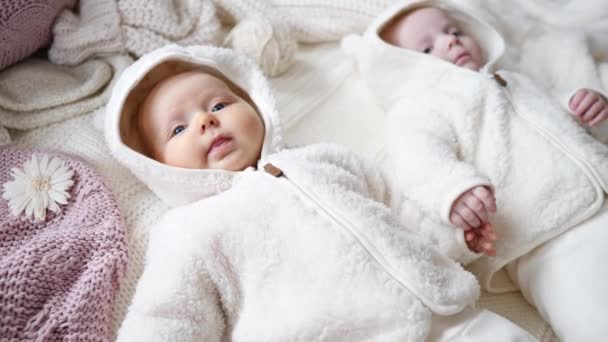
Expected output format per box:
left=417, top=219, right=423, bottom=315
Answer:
left=493, top=73, right=507, bottom=87
left=263, top=163, right=284, bottom=177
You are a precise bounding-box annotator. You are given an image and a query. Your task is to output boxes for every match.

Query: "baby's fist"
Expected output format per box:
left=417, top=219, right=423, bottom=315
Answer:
left=569, top=89, right=608, bottom=127
left=450, top=186, right=496, bottom=231
left=465, top=223, right=498, bottom=256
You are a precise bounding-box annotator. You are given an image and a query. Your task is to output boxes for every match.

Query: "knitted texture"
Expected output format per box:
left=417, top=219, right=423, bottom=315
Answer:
left=48, top=0, right=298, bottom=76
left=0, top=0, right=76, bottom=71
left=49, top=0, right=222, bottom=64
left=0, top=148, right=128, bottom=341
left=224, top=15, right=297, bottom=76
left=0, top=55, right=133, bottom=130
left=215, top=0, right=392, bottom=42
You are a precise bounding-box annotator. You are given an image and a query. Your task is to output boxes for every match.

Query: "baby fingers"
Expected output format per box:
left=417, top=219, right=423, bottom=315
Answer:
left=463, top=195, right=489, bottom=223
left=569, top=89, right=588, bottom=111
left=472, top=186, right=496, bottom=213
left=581, top=100, right=604, bottom=123
left=451, top=212, right=474, bottom=230
left=572, top=92, right=598, bottom=118
left=588, top=107, right=608, bottom=127
left=454, top=203, right=481, bottom=228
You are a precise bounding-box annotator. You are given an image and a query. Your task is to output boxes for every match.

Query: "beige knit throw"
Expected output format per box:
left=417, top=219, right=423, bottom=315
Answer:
left=49, top=0, right=222, bottom=65
left=0, top=55, right=132, bottom=130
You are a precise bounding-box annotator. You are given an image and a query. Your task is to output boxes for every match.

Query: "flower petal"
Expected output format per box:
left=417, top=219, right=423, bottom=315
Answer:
left=24, top=199, right=34, bottom=219
left=9, top=193, right=30, bottom=216
left=11, top=167, right=26, bottom=179
left=48, top=189, right=65, bottom=203
left=51, top=173, right=74, bottom=186
left=39, top=155, right=49, bottom=175
left=47, top=157, right=61, bottom=174
left=48, top=200, right=61, bottom=213
left=3, top=181, right=25, bottom=199
left=34, top=204, right=46, bottom=221
left=53, top=180, right=74, bottom=193
left=28, top=155, right=39, bottom=177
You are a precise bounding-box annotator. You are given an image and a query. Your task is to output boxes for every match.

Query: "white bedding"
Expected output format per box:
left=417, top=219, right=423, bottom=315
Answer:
left=7, top=41, right=556, bottom=341
left=8, top=2, right=608, bottom=340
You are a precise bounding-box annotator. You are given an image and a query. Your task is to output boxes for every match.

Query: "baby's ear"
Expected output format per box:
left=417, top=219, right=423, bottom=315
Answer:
left=341, top=34, right=364, bottom=58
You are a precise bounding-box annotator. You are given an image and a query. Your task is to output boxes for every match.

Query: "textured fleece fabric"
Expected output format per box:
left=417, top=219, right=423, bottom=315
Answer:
left=343, top=0, right=608, bottom=292
left=105, top=45, right=480, bottom=341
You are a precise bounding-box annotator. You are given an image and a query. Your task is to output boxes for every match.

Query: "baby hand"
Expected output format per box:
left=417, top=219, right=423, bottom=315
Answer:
left=569, top=88, right=608, bottom=127
left=449, top=186, right=496, bottom=231
left=464, top=222, right=497, bottom=256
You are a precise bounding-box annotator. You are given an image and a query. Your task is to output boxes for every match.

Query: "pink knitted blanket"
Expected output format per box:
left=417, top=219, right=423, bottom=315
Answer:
left=0, top=148, right=127, bottom=341
left=0, top=0, right=77, bottom=70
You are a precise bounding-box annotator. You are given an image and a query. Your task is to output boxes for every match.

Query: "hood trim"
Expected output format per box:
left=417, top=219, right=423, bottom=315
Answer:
left=364, top=0, right=505, bottom=72
left=105, top=45, right=283, bottom=207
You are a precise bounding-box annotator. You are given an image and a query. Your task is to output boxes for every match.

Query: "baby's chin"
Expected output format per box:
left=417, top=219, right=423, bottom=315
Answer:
left=459, top=61, right=482, bottom=71
left=460, top=63, right=481, bottom=71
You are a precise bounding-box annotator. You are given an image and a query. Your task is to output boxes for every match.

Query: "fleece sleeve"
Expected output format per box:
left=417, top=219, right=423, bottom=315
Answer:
left=384, top=96, right=493, bottom=224
left=333, top=145, right=480, bottom=265
left=390, top=193, right=481, bottom=265
left=116, top=219, right=225, bottom=342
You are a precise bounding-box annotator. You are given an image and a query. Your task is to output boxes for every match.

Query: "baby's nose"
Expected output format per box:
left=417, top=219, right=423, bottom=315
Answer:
left=440, top=34, right=457, bottom=49
left=197, top=112, right=218, bottom=133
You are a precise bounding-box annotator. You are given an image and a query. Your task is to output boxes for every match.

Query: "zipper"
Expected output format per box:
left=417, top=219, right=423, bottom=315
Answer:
left=488, top=73, right=605, bottom=263
left=262, top=163, right=437, bottom=307
left=492, top=73, right=606, bottom=191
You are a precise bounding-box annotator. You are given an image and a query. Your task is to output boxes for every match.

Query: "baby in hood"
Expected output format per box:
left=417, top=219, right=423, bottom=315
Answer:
left=344, top=0, right=608, bottom=340
left=105, top=45, right=535, bottom=341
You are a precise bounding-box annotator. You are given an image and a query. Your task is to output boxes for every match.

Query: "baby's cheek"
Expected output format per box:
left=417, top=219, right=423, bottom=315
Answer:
left=163, top=140, right=202, bottom=169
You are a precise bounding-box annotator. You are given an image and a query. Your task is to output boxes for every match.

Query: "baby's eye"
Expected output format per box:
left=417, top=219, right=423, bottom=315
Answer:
left=450, top=29, right=462, bottom=36
left=211, top=103, right=226, bottom=112
left=423, top=47, right=432, bottom=54
left=172, top=125, right=186, bottom=136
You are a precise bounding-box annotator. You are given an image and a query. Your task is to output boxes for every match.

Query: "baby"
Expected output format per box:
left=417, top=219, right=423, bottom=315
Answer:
left=344, top=0, right=608, bottom=340
left=105, top=45, right=536, bottom=341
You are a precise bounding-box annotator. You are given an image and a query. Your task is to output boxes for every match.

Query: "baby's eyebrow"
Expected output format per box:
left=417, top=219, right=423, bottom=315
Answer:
left=441, top=20, right=457, bottom=31
left=198, top=87, right=231, bottom=104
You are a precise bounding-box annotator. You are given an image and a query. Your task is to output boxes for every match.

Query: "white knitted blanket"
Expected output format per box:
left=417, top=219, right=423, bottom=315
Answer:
left=4, top=1, right=608, bottom=341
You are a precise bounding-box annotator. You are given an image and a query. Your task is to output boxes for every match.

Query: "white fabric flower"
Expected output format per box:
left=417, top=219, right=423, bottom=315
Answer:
left=2, top=154, right=74, bottom=221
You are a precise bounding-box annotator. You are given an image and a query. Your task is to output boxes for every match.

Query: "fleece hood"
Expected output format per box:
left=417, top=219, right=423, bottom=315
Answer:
left=342, top=0, right=505, bottom=109
left=105, top=45, right=284, bottom=207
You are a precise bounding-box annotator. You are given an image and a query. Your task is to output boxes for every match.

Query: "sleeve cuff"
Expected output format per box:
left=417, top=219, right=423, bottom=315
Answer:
left=560, top=89, right=578, bottom=112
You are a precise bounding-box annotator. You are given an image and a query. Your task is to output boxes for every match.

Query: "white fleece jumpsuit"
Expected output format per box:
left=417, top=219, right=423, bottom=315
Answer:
left=343, top=0, right=608, bottom=340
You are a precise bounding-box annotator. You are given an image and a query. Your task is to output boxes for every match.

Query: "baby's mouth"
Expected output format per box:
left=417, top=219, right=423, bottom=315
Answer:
left=454, top=52, right=471, bottom=66
left=207, top=136, right=233, bottom=159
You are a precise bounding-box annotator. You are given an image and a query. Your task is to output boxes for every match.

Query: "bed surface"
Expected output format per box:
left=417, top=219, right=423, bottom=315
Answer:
left=7, top=41, right=558, bottom=340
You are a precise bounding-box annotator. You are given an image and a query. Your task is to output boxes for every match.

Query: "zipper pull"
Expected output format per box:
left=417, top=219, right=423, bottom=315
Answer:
left=263, top=163, right=284, bottom=177
left=493, top=73, right=507, bottom=87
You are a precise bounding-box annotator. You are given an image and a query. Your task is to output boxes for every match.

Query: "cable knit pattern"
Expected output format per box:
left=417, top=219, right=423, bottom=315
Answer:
left=0, top=55, right=133, bottom=130
left=48, top=0, right=299, bottom=76
left=0, top=0, right=76, bottom=71
left=49, top=0, right=222, bottom=65
left=0, top=148, right=128, bottom=341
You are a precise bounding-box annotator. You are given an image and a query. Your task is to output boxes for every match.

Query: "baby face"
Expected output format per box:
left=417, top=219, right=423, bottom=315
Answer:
left=382, top=7, right=484, bottom=71
left=138, top=71, right=265, bottom=170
